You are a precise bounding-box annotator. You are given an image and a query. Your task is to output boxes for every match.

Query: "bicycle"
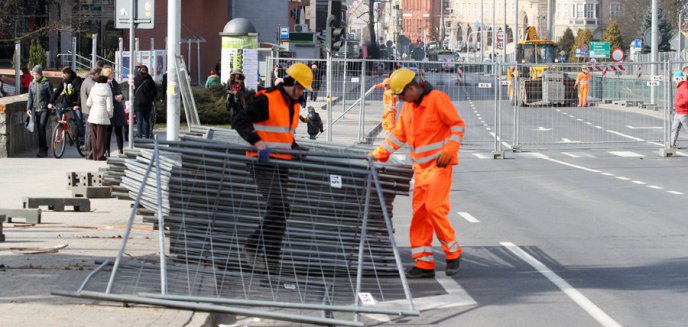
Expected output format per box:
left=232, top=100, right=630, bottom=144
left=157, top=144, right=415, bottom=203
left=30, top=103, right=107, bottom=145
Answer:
left=51, top=107, right=85, bottom=159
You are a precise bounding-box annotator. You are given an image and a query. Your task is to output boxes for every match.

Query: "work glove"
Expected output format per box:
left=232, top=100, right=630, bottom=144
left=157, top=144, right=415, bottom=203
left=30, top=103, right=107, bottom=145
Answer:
left=258, top=148, right=271, bottom=164
left=436, top=151, right=453, bottom=168
left=293, top=145, right=309, bottom=160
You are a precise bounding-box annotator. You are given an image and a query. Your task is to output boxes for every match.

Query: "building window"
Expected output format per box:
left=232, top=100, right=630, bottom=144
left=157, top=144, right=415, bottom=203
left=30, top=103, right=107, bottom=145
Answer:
left=610, top=2, right=621, bottom=18
left=576, top=3, right=584, bottom=18
left=585, top=3, right=595, bottom=19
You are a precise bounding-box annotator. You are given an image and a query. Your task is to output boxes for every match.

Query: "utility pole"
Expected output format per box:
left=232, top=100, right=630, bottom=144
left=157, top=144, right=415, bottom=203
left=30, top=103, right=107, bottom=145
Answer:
left=547, top=0, right=552, bottom=40
left=651, top=0, right=658, bottom=105
left=128, top=0, right=136, bottom=148
left=492, top=0, right=496, bottom=61
left=166, top=0, right=181, bottom=141
left=480, top=0, right=484, bottom=61
left=503, top=0, right=507, bottom=62
left=440, top=0, right=445, bottom=48
left=326, top=0, right=333, bottom=142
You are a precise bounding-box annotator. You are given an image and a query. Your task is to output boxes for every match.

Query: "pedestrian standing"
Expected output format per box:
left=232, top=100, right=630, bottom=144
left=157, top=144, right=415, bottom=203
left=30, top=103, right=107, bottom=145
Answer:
left=234, top=63, right=313, bottom=273
left=25, top=65, right=53, bottom=157
left=86, top=75, right=113, bottom=161
left=671, top=67, right=688, bottom=148
left=205, top=70, right=221, bottom=88
left=369, top=68, right=466, bottom=279
left=299, top=106, right=324, bottom=140
left=103, top=67, right=126, bottom=155
left=374, top=77, right=398, bottom=133
left=80, top=67, right=102, bottom=159
left=133, top=65, right=157, bottom=139
left=574, top=66, right=591, bottom=107
left=310, top=64, right=321, bottom=101
left=20, top=67, right=31, bottom=94
left=226, top=69, right=247, bottom=125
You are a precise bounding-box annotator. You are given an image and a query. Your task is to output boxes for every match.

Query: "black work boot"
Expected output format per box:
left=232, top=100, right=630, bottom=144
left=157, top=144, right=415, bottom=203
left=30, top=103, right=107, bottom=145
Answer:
left=405, top=266, right=435, bottom=279
left=445, top=257, right=461, bottom=276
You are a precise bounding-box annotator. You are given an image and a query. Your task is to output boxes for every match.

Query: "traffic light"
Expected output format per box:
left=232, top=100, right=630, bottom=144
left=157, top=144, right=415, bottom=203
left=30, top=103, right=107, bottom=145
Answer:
left=326, top=14, right=345, bottom=53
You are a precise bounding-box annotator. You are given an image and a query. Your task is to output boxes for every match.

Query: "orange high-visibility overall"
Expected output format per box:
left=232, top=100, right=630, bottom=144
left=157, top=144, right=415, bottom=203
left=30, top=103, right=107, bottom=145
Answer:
left=246, top=89, right=300, bottom=160
left=575, top=72, right=590, bottom=107
left=371, top=89, right=466, bottom=269
left=375, top=83, right=398, bottom=133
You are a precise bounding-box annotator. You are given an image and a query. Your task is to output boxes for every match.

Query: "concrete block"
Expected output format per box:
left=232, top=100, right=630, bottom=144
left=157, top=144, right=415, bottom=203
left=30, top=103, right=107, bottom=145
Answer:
left=71, top=186, right=112, bottom=198
left=0, top=208, right=42, bottom=224
left=23, top=197, right=91, bottom=212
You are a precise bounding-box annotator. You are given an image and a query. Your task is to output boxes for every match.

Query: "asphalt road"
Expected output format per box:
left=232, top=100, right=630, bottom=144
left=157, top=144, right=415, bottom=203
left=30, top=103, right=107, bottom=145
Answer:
left=380, top=71, right=688, bottom=326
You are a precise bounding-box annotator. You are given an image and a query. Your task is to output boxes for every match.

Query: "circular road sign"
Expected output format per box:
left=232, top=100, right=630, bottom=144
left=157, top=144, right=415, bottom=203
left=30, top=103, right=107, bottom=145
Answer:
left=611, top=48, right=624, bottom=62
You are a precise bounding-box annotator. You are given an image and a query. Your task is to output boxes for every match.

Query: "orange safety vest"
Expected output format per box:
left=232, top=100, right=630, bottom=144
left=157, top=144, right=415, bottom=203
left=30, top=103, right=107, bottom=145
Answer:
left=576, top=72, right=590, bottom=86
left=383, top=88, right=397, bottom=109
left=372, top=89, right=466, bottom=169
left=246, top=89, right=300, bottom=160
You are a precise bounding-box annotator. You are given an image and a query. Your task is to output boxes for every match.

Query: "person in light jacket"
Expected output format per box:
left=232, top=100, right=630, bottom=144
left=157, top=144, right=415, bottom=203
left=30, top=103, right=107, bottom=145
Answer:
left=86, top=75, right=113, bottom=161
left=25, top=65, right=53, bottom=157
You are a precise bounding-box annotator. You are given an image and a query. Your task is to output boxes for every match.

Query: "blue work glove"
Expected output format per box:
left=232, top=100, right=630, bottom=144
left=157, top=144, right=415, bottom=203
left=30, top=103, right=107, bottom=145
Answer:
left=258, top=148, right=270, bottom=163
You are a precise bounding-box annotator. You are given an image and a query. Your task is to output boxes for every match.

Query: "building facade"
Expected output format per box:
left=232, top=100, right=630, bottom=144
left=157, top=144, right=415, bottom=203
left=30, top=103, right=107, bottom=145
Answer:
left=401, top=0, right=442, bottom=45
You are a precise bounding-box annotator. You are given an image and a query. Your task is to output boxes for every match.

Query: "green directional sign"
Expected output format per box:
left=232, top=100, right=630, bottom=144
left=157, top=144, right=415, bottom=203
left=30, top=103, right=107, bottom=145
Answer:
left=589, top=42, right=610, bottom=59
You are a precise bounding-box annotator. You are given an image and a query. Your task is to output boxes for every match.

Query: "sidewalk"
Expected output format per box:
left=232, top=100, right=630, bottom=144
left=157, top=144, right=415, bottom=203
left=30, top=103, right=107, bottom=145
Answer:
left=0, top=155, right=210, bottom=327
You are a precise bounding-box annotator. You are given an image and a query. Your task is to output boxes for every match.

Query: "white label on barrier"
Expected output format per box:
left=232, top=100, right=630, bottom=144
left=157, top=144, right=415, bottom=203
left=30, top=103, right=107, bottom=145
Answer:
left=283, top=283, right=296, bottom=290
left=500, top=80, right=511, bottom=86
left=351, top=77, right=360, bottom=83
left=651, top=75, right=663, bottom=81
left=358, top=292, right=377, bottom=305
left=478, top=83, right=492, bottom=88
left=647, top=81, right=660, bottom=86
left=330, top=175, right=342, bottom=188
left=673, top=76, right=687, bottom=82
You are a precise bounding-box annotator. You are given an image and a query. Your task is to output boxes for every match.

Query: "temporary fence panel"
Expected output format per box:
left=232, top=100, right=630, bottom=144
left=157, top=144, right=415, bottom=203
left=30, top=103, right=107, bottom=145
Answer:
left=508, top=62, right=669, bottom=150
left=55, top=131, right=419, bottom=326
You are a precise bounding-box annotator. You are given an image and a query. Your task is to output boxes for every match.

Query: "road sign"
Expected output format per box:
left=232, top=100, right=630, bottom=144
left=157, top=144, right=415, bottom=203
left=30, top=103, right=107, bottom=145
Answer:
left=279, top=27, right=289, bottom=41
left=115, top=0, right=154, bottom=29
left=478, top=83, right=492, bottom=88
left=611, top=48, right=624, bottom=62
left=500, top=80, right=511, bottom=86
left=581, top=43, right=589, bottom=52
left=634, top=38, right=642, bottom=48
left=575, top=48, right=589, bottom=58
left=647, top=81, right=660, bottom=86
left=589, top=42, right=610, bottom=59
left=651, top=75, right=664, bottom=81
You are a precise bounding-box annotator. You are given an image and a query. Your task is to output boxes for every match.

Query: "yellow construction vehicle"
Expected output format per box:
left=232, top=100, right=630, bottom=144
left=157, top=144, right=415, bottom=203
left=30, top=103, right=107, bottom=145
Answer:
left=508, top=26, right=570, bottom=106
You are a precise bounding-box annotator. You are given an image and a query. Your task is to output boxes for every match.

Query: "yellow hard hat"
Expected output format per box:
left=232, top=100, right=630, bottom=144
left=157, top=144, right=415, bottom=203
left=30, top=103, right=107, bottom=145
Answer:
left=286, top=63, right=313, bottom=91
left=389, top=68, right=416, bottom=95
left=383, top=78, right=390, bottom=85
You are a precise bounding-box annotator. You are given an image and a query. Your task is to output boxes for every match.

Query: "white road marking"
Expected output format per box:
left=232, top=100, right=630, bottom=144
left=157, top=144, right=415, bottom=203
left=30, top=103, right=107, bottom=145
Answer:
left=364, top=274, right=477, bottom=323
left=648, top=185, right=663, bottom=189
left=577, top=118, right=583, bottom=121
left=486, top=127, right=492, bottom=131
left=632, top=181, right=646, bottom=185
left=458, top=211, right=480, bottom=223
left=472, top=153, right=492, bottom=159
left=601, top=172, right=614, bottom=176
left=606, top=130, right=645, bottom=142
left=677, top=151, right=688, bottom=156
left=536, top=126, right=553, bottom=131
left=561, top=138, right=581, bottom=143
left=625, top=125, right=663, bottom=129
left=668, top=191, right=684, bottom=195
left=608, top=151, right=644, bottom=158
left=595, top=126, right=604, bottom=129
left=616, top=176, right=630, bottom=181
left=501, top=242, right=623, bottom=327
left=586, top=122, right=593, bottom=125
left=561, top=152, right=580, bottom=158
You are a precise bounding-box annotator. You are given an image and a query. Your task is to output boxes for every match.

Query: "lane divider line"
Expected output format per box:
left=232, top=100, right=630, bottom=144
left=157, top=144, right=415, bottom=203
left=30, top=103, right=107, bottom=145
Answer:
left=500, top=242, right=623, bottom=327
left=458, top=211, right=480, bottom=223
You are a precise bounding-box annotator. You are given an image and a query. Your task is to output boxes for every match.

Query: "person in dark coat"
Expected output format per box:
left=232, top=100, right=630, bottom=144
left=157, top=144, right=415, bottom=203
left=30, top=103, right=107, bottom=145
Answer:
left=133, top=65, right=157, bottom=139
left=310, top=64, right=321, bottom=101
left=26, top=65, right=53, bottom=157
left=102, top=67, right=126, bottom=155
left=51, top=67, right=84, bottom=142
left=226, top=69, right=247, bottom=126
left=299, top=106, right=324, bottom=140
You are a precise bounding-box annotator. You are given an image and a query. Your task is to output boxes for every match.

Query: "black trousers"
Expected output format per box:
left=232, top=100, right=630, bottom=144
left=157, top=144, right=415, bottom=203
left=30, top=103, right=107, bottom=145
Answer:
left=107, top=125, right=124, bottom=154
left=245, top=163, right=290, bottom=265
left=36, top=110, right=50, bottom=152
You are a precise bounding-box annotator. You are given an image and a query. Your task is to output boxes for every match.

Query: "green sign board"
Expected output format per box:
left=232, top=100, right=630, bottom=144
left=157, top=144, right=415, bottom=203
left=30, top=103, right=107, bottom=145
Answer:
left=589, top=42, right=610, bottom=59
left=221, top=35, right=258, bottom=50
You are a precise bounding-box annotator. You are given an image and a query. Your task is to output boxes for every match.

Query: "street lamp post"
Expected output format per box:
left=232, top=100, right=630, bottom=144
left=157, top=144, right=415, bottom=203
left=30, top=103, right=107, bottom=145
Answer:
left=481, top=0, right=484, bottom=61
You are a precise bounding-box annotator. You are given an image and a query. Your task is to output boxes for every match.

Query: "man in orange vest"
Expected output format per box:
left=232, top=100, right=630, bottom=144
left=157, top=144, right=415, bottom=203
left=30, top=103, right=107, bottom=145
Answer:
left=234, top=63, right=313, bottom=273
left=374, top=78, right=398, bottom=133
left=574, top=66, right=591, bottom=107
left=369, top=68, right=466, bottom=279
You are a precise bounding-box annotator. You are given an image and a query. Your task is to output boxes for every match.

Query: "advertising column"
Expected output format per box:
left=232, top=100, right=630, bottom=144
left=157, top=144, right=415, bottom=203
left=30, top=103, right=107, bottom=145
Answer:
left=220, top=35, right=259, bottom=90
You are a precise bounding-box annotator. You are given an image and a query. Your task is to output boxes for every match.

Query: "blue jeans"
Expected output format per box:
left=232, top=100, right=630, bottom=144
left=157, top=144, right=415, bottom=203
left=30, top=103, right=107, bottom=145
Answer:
left=136, top=110, right=151, bottom=139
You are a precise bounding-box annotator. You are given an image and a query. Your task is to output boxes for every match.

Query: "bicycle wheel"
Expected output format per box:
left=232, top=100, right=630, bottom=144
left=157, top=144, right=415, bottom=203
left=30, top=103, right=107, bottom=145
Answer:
left=52, top=123, right=66, bottom=158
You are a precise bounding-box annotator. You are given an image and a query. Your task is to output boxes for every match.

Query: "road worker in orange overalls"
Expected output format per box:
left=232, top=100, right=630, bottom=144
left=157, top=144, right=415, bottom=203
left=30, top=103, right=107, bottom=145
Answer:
left=574, top=66, right=591, bottom=107
left=374, top=78, right=398, bottom=133
left=369, top=68, right=466, bottom=279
